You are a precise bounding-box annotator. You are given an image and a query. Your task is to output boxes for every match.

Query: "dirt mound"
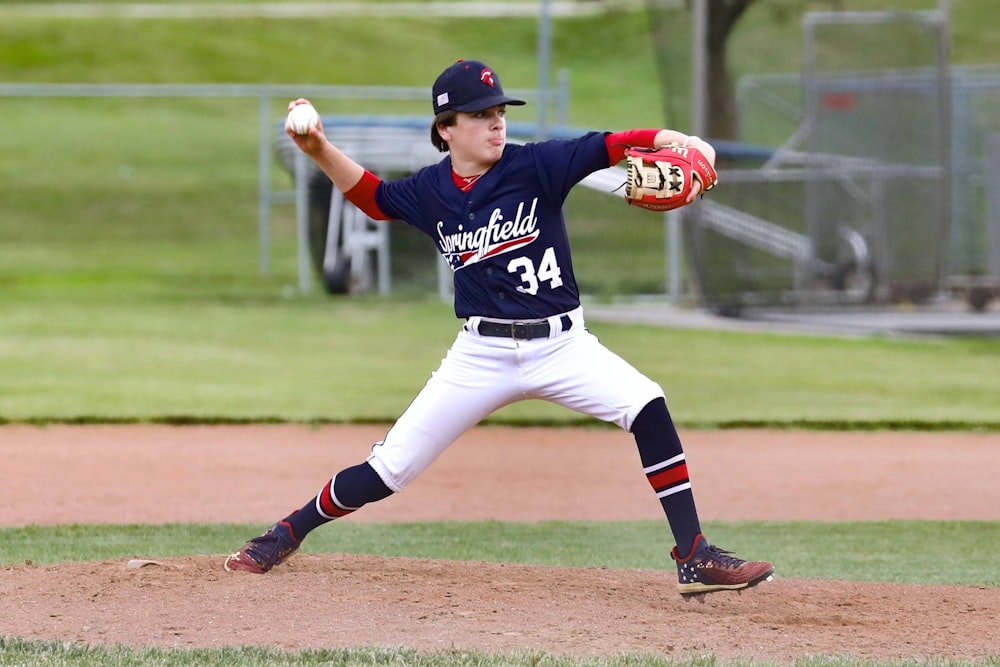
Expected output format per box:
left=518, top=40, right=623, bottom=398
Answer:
left=2, top=425, right=1000, bottom=661
left=2, top=554, right=998, bottom=662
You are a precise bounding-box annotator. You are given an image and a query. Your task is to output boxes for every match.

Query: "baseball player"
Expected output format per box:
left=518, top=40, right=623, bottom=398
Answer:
left=225, top=59, right=774, bottom=595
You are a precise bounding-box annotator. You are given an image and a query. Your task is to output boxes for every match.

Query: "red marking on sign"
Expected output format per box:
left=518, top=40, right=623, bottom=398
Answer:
left=823, top=92, right=856, bottom=110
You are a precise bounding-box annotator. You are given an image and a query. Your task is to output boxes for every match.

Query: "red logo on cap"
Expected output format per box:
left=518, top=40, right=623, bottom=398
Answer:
left=480, top=68, right=495, bottom=88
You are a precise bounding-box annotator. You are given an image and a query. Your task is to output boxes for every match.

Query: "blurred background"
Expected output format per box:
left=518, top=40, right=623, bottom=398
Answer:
left=1, top=0, right=998, bottom=322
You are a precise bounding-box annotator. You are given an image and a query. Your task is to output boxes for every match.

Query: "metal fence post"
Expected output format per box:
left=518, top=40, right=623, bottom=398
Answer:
left=293, top=150, right=312, bottom=293
left=666, top=209, right=682, bottom=304
left=258, top=93, right=272, bottom=276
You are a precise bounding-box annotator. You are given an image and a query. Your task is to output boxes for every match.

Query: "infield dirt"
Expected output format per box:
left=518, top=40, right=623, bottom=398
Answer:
left=1, top=424, right=998, bottom=662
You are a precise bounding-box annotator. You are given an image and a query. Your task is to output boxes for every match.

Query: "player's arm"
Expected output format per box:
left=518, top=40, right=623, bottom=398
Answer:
left=307, top=141, right=366, bottom=193
left=605, top=129, right=716, bottom=167
left=608, top=129, right=717, bottom=204
left=303, top=139, right=391, bottom=221
left=342, top=170, right=389, bottom=221
left=286, top=98, right=390, bottom=220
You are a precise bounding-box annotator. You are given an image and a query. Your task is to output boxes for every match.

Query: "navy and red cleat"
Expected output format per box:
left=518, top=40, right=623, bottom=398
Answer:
left=224, top=520, right=300, bottom=574
left=671, top=533, right=774, bottom=596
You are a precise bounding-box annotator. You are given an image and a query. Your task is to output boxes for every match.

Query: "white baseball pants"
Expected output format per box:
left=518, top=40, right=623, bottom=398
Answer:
left=366, top=307, right=665, bottom=492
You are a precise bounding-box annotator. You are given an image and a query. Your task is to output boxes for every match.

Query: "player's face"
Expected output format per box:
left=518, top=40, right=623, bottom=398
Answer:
left=446, top=105, right=507, bottom=169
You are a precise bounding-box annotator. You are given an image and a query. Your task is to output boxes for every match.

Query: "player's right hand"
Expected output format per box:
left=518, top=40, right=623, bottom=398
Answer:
left=286, top=98, right=328, bottom=155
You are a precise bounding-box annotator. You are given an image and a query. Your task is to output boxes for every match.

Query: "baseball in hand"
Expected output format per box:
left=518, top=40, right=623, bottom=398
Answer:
left=286, top=103, right=319, bottom=135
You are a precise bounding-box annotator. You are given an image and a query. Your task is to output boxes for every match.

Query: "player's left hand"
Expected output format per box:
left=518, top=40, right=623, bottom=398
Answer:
left=624, top=143, right=718, bottom=212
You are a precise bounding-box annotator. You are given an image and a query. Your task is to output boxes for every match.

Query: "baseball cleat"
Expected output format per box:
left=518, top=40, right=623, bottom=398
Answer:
left=671, top=533, right=774, bottom=596
left=224, top=520, right=300, bottom=574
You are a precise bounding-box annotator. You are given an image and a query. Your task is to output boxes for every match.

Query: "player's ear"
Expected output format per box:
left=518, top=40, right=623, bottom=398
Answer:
left=430, top=124, right=449, bottom=152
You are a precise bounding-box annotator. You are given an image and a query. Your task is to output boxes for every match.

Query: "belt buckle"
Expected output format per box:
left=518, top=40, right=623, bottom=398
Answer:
left=510, top=321, right=531, bottom=340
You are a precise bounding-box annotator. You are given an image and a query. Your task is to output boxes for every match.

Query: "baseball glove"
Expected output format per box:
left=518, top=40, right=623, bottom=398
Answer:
left=624, top=144, right=718, bottom=211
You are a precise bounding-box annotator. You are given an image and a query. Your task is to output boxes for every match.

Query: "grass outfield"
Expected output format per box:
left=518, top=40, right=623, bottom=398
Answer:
left=3, top=294, right=999, bottom=427
left=0, top=641, right=727, bottom=667
left=11, top=639, right=975, bottom=667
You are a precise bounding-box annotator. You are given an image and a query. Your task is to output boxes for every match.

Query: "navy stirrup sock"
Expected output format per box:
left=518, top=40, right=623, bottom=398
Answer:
left=285, top=462, right=393, bottom=541
left=630, top=397, right=702, bottom=556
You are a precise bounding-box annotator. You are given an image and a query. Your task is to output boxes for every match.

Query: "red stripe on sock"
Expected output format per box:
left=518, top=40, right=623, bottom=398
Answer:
left=318, top=480, right=354, bottom=518
left=647, top=463, right=689, bottom=491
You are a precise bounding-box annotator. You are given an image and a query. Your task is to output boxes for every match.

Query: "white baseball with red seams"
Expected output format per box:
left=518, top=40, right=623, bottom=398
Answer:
left=285, top=103, right=319, bottom=135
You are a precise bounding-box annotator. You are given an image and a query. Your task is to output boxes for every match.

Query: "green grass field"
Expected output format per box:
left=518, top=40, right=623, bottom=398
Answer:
left=3, top=295, right=1000, bottom=426
left=2, top=1, right=1000, bottom=665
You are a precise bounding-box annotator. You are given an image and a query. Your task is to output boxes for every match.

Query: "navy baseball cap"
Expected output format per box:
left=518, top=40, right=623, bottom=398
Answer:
left=432, top=59, right=526, bottom=115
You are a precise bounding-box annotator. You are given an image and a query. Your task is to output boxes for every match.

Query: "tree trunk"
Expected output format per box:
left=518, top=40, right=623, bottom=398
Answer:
left=645, top=0, right=754, bottom=140
left=705, top=37, right=738, bottom=139
left=705, top=0, right=754, bottom=140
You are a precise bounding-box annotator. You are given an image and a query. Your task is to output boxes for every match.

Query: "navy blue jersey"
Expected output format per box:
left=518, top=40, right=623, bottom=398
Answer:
left=375, top=131, right=610, bottom=319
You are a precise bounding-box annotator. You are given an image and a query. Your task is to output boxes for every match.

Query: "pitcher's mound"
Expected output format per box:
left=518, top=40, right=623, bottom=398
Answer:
left=2, top=553, right=998, bottom=662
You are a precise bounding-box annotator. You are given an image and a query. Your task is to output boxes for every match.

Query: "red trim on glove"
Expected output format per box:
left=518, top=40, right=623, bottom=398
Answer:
left=687, top=146, right=718, bottom=192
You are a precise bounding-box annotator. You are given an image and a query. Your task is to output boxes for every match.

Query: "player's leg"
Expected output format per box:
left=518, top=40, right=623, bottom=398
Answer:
left=363, top=331, right=526, bottom=491
left=223, top=460, right=392, bottom=573
left=225, top=330, right=520, bottom=573
left=627, top=396, right=772, bottom=593
left=531, top=328, right=773, bottom=594
left=528, top=329, right=701, bottom=545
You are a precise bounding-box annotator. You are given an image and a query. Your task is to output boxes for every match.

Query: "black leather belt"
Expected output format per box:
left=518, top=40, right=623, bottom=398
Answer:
left=476, top=314, right=573, bottom=340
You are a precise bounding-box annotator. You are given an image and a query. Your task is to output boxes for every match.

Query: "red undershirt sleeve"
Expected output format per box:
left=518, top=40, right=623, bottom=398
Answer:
left=343, top=170, right=391, bottom=221
left=605, top=129, right=660, bottom=166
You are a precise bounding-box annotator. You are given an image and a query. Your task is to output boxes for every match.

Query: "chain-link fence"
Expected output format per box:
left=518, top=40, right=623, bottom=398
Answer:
left=681, top=10, right=1000, bottom=314
left=949, top=67, right=1000, bottom=309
